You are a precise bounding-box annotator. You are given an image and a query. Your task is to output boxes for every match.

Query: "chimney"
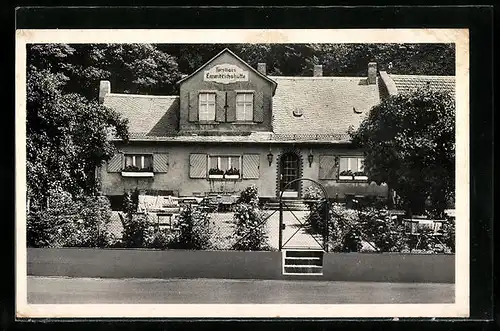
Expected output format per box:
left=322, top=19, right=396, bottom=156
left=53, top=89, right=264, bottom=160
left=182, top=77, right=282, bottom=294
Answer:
left=367, top=62, right=377, bottom=84
left=313, top=64, right=323, bottom=77
left=99, top=80, right=111, bottom=103
left=257, top=63, right=267, bottom=75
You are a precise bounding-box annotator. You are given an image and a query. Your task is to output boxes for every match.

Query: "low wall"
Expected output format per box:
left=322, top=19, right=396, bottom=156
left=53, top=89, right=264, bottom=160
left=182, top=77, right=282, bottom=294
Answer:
left=323, top=253, right=454, bottom=283
left=27, top=248, right=454, bottom=283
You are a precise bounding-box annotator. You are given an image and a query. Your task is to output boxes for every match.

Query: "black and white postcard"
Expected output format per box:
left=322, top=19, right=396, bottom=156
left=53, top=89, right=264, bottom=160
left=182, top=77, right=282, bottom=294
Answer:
left=15, top=28, right=470, bottom=318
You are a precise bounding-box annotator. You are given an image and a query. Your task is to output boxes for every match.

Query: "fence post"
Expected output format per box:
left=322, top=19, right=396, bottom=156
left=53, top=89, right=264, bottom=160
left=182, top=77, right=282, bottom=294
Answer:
left=278, top=200, right=283, bottom=251
left=323, top=199, right=329, bottom=252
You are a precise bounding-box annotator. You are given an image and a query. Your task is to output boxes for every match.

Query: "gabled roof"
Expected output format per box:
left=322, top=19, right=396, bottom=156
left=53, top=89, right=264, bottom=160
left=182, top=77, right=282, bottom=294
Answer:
left=380, top=71, right=455, bottom=96
left=176, top=48, right=278, bottom=94
left=269, top=76, right=381, bottom=136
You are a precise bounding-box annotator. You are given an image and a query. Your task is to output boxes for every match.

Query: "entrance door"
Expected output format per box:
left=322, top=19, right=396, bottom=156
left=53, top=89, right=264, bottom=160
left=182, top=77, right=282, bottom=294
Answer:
left=279, top=152, right=300, bottom=198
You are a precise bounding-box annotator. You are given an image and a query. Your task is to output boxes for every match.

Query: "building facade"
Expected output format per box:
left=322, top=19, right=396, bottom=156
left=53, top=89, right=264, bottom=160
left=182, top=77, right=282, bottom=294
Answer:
left=97, top=48, right=455, bottom=203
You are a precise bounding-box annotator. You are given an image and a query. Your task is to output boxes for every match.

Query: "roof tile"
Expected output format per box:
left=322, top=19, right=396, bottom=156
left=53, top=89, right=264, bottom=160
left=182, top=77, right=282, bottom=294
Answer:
left=389, top=74, right=455, bottom=95
left=103, top=94, right=179, bottom=137
left=269, top=76, right=381, bottom=136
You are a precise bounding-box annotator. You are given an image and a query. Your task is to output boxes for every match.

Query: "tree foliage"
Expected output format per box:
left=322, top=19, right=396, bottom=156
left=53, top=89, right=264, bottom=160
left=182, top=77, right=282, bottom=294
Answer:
left=27, top=44, right=129, bottom=205
left=351, top=89, right=455, bottom=217
left=160, top=43, right=455, bottom=79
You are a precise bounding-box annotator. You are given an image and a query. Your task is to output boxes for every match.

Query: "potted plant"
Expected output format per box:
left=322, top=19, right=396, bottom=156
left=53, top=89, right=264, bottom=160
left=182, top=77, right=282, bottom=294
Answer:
left=339, top=170, right=354, bottom=180
left=354, top=171, right=368, bottom=181
left=208, top=168, right=224, bottom=179
left=224, top=167, right=240, bottom=180
left=123, top=165, right=140, bottom=172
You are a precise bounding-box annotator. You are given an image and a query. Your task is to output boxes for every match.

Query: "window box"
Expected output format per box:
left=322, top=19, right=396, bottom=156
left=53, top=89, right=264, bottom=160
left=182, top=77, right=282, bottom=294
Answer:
left=339, top=170, right=354, bottom=180
left=224, top=167, right=240, bottom=180
left=339, top=175, right=354, bottom=180
left=354, top=175, right=369, bottom=181
left=121, top=171, right=154, bottom=178
left=208, top=167, right=225, bottom=179
left=353, top=171, right=368, bottom=181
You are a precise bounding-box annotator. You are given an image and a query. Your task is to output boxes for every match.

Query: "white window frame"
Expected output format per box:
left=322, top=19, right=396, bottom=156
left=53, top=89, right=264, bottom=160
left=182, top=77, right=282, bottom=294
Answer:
left=339, top=156, right=365, bottom=180
left=208, top=155, right=242, bottom=178
left=236, top=92, right=254, bottom=122
left=199, top=92, right=216, bottom=122
left=124, top=154, right=153, bottom=170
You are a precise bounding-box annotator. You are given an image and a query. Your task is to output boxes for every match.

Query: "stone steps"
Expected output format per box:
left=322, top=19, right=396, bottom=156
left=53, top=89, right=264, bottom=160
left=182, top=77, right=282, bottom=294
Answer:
left=282, top=249, right=324, bottom=275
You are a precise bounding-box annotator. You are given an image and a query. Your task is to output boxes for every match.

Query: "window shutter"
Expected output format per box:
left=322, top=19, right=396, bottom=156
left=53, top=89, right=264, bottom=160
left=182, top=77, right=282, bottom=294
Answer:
left=215, top=91, right=226, bottom=122
left=188, top=91, right=199, bottom=122
left=107, top=153, right=123, bottom=172
left=153, top=153, right=169, bottom=173
left=226, top=91, right=236, bottom=122
left=189, top=153, right=207, bottom=178
left=242, top=154, right=260, bottom=179
left=253, top=90, right=264, bottom=122
left=319, top=155, right=339, bottom=180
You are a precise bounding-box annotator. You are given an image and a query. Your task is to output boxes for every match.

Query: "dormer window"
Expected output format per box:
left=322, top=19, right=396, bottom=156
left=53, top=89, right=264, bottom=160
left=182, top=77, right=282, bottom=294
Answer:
left=236, top=92, right=254, bottom=121
left=199, top=92, right=216, bottom=121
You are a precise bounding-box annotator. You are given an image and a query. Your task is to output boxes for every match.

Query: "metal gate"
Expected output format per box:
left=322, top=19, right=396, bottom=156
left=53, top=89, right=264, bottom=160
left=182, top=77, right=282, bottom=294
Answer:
left=278, top=177, right=331, bottom=252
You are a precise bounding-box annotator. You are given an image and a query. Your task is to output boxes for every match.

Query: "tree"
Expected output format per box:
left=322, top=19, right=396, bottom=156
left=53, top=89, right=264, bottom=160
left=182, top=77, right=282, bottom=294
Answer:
left=351, top=89, right=455, bottom=218
left=28, top=43, right=181, bottom=101
left=27, top=45, right=129, bottom=206
left=66, top=44, right=181, bottom=99
left=308, top=43, right=455, bottom=76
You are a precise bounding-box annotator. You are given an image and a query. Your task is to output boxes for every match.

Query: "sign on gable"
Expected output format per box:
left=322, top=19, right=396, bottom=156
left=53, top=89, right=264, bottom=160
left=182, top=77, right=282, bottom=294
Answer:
left=204, top=64, right=249, bottom=84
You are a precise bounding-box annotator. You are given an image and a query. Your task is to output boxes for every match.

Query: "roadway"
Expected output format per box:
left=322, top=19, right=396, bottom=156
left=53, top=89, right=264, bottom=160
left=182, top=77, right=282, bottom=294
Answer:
left=28, top=276, right=454, bottom=304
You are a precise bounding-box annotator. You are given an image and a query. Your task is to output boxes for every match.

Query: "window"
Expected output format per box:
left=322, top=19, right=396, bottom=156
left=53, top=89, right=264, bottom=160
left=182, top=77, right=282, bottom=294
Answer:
left=339, top=156, right=365, bottom=178
left=199, top=93, right=216, bottom=121
left=208, top=155, right=241, bottom=178
left=236, top=92, right=254, bottom=121
left=124, top=154, right=153, bottom=172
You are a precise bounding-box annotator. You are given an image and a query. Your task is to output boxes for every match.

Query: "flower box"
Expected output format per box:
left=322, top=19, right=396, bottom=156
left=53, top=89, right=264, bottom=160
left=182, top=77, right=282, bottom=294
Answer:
left=224, top=174, right=240, bottom=180
left=208, top=174, right=224, bottom=179
left=339, top=175, right=354, bottom=180
left=354, top=175, right=369, bottom=181
left=121, top=171, right=154, bottom=178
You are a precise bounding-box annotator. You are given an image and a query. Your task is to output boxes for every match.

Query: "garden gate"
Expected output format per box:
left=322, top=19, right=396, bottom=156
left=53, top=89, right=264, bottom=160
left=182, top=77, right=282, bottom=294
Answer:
left=278, top=178, right=332, bottom=275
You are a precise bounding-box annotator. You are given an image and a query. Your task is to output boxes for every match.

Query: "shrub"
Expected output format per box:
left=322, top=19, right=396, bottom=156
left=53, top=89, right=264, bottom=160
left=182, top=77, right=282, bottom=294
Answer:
left=121, top=212, right=152, bottom=248
left=145, top=228, right=177, bottom=250
left=303, top=185, right=328, bottom=235
left=440, top=219, right=455, bottom=253
left=236, top=185, right=259, bottom=206
left=123, top=188, right=140, bottom=215
left=303, top=185, right=323, bottom=200
left=170, top=204, right=213, bottom=250
left=27, top=188, right=117, bottom=248
left=232, top=203, right=270, bottom=251
left=78, top=195, right=116, bottom=247
left=328, top=203, right=362, bottom=252
left=356, top=207, right=409, bottom=253
left=120, top=188, right=151, bottom=248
